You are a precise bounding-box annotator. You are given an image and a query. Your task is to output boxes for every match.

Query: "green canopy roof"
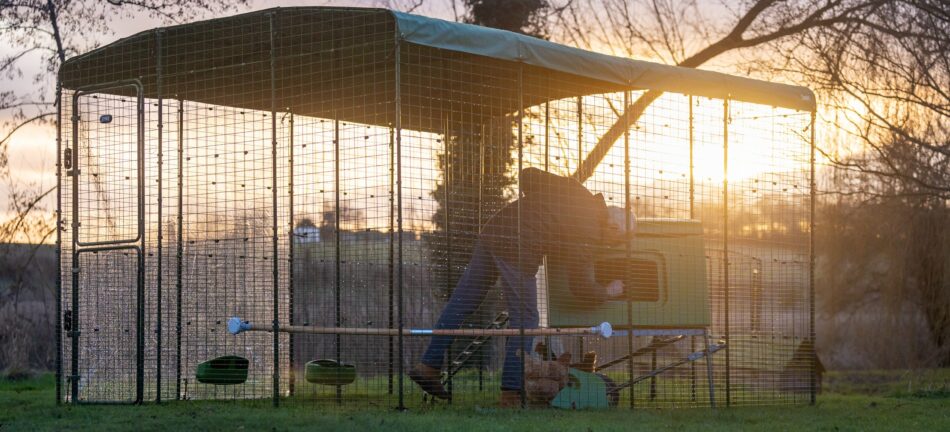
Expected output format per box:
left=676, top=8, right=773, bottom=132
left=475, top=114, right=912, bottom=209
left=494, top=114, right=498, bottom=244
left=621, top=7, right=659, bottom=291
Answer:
left=392, top=11, right=815, bottom=111
left=60, top=6, right=815, bottom=127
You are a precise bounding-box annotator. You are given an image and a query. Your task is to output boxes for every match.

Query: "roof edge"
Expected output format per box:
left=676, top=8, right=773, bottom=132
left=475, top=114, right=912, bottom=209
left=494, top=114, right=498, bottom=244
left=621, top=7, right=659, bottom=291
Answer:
left=392, top=10, right=816, bottom=112
left=61, top=7, right=816, bottom=112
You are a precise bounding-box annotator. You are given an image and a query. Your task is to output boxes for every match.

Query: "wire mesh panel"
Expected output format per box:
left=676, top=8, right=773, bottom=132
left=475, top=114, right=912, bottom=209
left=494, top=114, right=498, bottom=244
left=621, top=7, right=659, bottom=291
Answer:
left=73, top=90, right=142, bottom=247
left=73, top=248, right=140, bottom=402
left=399, top=44, right=526, bottom=407
left=176, top=101, right=283, bottom=400
left=722, top=101, right=812, bottom=405
left=274, top=9, right=398, bottom=407
left=57, top=6, right=815, bottom=410
left=150, top=96, right=181, bottom=403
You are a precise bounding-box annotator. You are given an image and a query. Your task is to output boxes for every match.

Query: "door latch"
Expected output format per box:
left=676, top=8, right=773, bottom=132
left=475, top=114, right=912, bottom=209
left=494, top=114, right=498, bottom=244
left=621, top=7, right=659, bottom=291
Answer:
left=64, top=148, right=79, bottom=176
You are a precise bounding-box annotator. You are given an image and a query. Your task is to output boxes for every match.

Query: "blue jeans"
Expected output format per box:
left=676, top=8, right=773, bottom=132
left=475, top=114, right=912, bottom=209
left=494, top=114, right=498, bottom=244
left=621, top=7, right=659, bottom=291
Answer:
left=421, top=241, right=539, bottom=390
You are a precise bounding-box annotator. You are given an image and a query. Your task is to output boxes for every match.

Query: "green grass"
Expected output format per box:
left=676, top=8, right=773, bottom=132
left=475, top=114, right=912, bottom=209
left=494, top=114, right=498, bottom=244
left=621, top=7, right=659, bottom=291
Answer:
left=2, top=373, right=949, bottom=431
left=823, top=368, right=950, bottom=397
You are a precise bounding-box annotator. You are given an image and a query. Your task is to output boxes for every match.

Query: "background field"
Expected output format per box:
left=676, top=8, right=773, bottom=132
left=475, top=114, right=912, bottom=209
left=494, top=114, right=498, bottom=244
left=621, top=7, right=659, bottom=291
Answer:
left=2, top=370, right=948, bottom=431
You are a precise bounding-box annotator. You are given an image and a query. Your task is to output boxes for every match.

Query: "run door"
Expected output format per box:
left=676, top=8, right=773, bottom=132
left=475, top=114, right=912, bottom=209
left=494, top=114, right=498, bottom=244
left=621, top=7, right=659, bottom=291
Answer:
left=67, top=81, right=145, bottom=403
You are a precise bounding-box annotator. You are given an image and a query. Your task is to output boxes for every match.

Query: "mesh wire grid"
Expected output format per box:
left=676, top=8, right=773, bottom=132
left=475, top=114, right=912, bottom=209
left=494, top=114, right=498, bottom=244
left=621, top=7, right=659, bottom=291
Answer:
left=57, top=7, right=815, bottom=409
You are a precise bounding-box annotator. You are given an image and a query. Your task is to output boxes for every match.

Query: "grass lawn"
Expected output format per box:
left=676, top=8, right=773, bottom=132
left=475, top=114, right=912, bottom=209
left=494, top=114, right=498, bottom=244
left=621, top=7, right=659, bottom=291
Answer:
left=2, top=372, right=949, bottom=431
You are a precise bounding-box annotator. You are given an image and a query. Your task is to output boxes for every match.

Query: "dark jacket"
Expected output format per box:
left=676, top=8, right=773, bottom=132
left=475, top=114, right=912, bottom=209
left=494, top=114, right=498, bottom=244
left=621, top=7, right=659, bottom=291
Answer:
left=480, top=168, right=609, bottom=304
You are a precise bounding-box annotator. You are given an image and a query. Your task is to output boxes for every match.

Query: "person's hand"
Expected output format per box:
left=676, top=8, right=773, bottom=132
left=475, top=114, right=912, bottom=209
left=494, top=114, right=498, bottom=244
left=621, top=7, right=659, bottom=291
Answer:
left=606, top=279, right=624, bottom=298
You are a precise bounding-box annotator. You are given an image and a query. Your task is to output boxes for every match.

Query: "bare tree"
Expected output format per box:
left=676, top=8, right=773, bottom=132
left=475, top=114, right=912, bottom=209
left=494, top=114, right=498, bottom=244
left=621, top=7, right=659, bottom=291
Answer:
left=549, top=0, right=901, bottom=181
left=0, top=0, right=245, bottom=374
left=796, top=0, right=949, bottom=199
left=777, top=0, right=948, bottom=366
left=550, top=0, right=947, bottom=197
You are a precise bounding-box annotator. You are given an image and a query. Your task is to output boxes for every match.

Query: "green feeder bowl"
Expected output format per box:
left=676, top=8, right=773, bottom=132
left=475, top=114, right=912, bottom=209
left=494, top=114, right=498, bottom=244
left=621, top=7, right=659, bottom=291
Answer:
left=305, top=359, right=356, bottom=386
left=550, top=369, right=610, bottom=409
left=196, top=355, right=249, bottom=385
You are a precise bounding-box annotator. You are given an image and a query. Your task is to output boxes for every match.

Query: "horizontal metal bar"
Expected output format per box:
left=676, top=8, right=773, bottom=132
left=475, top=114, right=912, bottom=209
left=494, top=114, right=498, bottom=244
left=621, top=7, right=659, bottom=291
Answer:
left=597, top=335, right=685, bottom=371
left=228, top=317, right=613, bottom=338
left=73, top=400, right=139, bottom=405
left=614, top=343, right=727, bottom=392
left=75, top=244, right=141, bottom=254
left=612, top=328, right=708, bottom=337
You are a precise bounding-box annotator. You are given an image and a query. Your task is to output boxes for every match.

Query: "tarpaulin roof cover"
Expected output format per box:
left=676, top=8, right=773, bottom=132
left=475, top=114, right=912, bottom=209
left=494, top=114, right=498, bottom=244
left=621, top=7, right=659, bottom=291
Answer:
left=61, top=7, right=816, bottom=116
left=392, top=11, right=815, bottom=111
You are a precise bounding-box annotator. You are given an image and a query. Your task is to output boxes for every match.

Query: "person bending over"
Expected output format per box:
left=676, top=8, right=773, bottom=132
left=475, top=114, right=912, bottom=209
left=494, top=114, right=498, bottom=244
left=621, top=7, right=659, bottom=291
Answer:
left=409, top=168, right=625, bottom=405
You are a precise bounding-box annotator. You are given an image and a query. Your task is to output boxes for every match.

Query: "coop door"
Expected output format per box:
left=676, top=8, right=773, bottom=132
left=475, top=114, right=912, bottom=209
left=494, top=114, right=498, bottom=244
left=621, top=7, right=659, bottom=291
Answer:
left=68, top=82, right=144, bottom=404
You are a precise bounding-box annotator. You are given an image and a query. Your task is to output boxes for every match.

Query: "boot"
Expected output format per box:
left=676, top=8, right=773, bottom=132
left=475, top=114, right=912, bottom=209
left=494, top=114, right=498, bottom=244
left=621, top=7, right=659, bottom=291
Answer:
left=408, top=363, right=450, bottom=400
left=500, top=390, right=523, bottom=408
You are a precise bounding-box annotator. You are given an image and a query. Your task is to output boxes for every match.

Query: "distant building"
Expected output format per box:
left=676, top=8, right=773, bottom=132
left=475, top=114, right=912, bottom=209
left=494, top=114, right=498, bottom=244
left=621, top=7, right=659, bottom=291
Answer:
left=294, top=219, right=320, bottom=243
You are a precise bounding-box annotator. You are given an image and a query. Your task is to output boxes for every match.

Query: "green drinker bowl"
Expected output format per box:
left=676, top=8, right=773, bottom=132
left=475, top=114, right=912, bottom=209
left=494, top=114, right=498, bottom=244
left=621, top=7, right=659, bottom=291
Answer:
left=196, top=355, right=249, bottom=385
left=305, top=359, right=356, bottom=386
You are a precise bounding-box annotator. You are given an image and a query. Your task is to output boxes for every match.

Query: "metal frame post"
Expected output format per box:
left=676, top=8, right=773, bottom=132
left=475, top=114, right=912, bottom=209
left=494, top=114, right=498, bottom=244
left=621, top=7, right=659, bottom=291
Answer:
left=442, top=117, right=453, bottom=402
left=55, top=78, right=63, bottom=405
left=175, top=98, right=184, bottom=400
left=287, top=112, right=295, bottom=396
left=517, top=64, right=526, bottom=409
left=268, top=12, right=280, bottom=407
left=477, top=125, right=485, bottom=390
left=136, top=80, right=147, bottom=405
left=394, top=37, right=406, bottom=412
left=544, top=101, right=551, bottom=360
left=544, top=102, right=549, bottom=172
left=688, top=95, right=697, bottom=403
left=722, top=99, right=731, bottom=407
left=542, top=99, right=552, bottom=363
left=650, top=345, right=658, bottom=400
left=577, top=96, right=583, bottom=169
left=154, top=29, right=164, bottom=404
left=809, top=111, right=817, bottom=405
left=577, top=93, right=585, bottom=373
left=689, top=95, right=695, bottom=219
left=334, top=117, right=342, bottom=405
left=388, top=127, right=395, bottom=395
left=623, top=90, right=635, bottom=409
left=705, top=329, right=716, bottom=407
